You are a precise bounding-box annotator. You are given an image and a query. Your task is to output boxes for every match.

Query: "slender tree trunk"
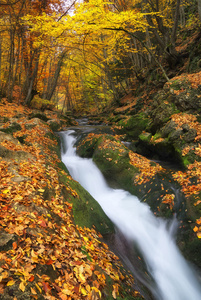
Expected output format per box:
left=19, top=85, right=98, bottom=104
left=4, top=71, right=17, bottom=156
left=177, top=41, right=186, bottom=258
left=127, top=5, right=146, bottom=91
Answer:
left=0, top=37, right=2, bottom=90
left=171, top=0, right=181, bottom=46
left=7, top=29, right=15, bottom=101
left=198, top=0, right=201, bottom=21
left=45, top=51, right=66, bottom=101
left=10, top=35, right=20, bottom=101
left=24, top=51, right=40, bottom=105
left=19, top=36, right=24, bottom=103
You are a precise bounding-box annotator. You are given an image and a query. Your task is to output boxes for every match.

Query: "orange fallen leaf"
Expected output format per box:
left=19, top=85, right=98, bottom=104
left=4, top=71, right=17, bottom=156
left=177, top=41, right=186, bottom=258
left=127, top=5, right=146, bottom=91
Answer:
left=46, top=259, right=54, bottom=265
left=38, top=219, right=47, bottom=228
left=12, top=242, right=17, bottom=250
left=197, top=231, right=201, bottom=238
left=58, top=292, right=67, bottom=300
left=42, top=281, right=51, bottom=293
left=28, top=275, right=35, bottom=282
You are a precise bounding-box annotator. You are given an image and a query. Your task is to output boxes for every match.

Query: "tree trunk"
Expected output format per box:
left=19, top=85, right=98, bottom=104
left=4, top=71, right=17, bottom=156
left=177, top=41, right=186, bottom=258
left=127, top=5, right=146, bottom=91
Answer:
left=24, top=51, right=40, bottom=105
left=198, top=0, right=201, bottom=21
left=45, top=51, right=66, bottom=101
left=0, top=37, right=2, bottom=91
left=7, top=29, right=15, bottom=101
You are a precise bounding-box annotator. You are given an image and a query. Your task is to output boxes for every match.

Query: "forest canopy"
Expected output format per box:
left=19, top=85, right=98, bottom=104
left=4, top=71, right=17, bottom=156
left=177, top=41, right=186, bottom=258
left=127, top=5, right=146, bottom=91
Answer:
left=0, top=0, right=200, bottom=113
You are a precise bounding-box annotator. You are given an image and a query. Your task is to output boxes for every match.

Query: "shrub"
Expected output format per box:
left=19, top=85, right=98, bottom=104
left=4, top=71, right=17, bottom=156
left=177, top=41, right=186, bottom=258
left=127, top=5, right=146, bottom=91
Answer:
left=31, top=95, right=55, bottom=111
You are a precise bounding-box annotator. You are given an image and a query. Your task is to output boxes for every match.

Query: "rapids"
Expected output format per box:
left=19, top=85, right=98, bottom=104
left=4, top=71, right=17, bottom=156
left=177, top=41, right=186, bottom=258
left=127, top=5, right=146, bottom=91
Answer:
left=60, top=130, right=201, bottom=300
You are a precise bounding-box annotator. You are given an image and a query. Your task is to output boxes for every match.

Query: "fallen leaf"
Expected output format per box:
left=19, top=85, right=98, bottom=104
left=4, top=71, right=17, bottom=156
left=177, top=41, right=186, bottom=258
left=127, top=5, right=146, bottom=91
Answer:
left=30, top=287, right=37, bottom=295
left=13, top=242, right=17, bottom=250
left=19, top=281, right=26, bottom=292
left=28, top=275, right=35, bottom=282
left=7, top=280, right=15, bottom=286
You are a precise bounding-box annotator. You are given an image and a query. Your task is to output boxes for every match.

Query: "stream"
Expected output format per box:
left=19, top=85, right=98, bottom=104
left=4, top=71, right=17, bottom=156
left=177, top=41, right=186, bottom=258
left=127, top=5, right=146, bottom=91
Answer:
left=60, top=129, right=201, bottom=300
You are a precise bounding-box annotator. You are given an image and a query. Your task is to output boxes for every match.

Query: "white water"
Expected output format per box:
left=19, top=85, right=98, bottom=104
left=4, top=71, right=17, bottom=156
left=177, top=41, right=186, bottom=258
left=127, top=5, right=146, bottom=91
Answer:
left=61, top=130, right=201, bottom=300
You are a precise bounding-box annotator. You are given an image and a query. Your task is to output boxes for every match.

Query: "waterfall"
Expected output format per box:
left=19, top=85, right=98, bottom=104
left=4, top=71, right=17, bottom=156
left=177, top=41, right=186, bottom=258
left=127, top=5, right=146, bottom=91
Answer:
left=60, top=130, right=201, bottom=300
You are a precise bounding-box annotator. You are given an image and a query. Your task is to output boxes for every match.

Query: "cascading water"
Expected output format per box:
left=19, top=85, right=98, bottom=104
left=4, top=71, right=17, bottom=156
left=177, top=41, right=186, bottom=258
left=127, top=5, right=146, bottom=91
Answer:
left=60, top=130, right=201, bottom=300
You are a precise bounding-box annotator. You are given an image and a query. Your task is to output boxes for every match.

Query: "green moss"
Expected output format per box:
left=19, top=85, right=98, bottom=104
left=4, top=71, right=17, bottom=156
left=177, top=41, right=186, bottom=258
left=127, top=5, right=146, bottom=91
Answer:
left=152, top=132, right=162, bottom=141
left=0, top=123, right=21, bottom=134
left=169, top=80, right=183, bottom=90
left=103, top=273, right=143, bottom=299
left=185, top=238, right=201, bottom=268
left=45, top=132, right=61, bottom=158
left=29, top=112, right=49, bottom=122
left=77, top=136, right=99, bottom=158
left=59, top=173, right=114, bottom=235
left=118, top=114, right=149, bottom=139
left=186, top=193, right=201, bottom=221
left=139, top=132, right=152, bottom=142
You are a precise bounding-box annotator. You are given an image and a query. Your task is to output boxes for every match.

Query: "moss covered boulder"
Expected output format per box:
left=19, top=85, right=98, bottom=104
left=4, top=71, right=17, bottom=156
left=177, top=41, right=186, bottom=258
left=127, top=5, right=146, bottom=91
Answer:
left=58, top=169, right=114, bottom=235
left=77, top=133, right=185, bottom=218
left=116, top=113, right=150, bottom=140
left=76, top=132, right=201, bottom=268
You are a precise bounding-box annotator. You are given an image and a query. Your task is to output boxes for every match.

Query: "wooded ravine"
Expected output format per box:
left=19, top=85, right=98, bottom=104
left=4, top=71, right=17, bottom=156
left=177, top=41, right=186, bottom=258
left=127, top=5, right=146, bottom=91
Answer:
left=0, top=0, right=201, bottom=299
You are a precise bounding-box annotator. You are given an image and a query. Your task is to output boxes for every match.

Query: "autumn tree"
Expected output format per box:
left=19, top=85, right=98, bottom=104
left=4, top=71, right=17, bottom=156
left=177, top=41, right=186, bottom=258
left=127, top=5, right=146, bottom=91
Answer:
left=0, top=0, right=72, bottom=105
left=0, top=0, right=199, bottom=113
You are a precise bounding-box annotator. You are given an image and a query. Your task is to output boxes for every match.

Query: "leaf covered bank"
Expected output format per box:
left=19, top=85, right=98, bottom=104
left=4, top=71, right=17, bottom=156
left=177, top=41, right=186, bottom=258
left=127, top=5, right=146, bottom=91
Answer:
left=0, top=101, right=143, bottom=300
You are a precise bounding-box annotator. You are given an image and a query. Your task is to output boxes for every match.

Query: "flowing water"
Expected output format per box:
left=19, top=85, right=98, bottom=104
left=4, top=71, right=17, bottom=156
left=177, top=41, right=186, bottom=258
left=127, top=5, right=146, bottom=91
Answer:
left=60, top=130, right=201, bottom=300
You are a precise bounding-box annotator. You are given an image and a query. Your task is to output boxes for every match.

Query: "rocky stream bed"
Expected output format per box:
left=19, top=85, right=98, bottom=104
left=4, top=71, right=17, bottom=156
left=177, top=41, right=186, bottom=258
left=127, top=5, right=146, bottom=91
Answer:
left=0, top=71, right=201, bottom=299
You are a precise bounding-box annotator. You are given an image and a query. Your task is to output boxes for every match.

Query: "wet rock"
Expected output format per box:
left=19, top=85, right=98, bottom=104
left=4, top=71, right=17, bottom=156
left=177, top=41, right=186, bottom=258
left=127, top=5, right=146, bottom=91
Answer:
left=0, top=122, right=21, bottom=134
left=23, top=118, right=46, bottom=129
left=169, top=129, right=183, bottom=141
left=0, top=145, right=34, bottom=161
left=0, top=231, right=17, bottom=251
left=182, top=123, right=190, bottom=132
left=161, top=120, right=177, bottom=137
left=0, top=132, right=20, bottom=145
left=47, top=119, right=61, bottom=131
left=183, top=128, right=197, bottom=142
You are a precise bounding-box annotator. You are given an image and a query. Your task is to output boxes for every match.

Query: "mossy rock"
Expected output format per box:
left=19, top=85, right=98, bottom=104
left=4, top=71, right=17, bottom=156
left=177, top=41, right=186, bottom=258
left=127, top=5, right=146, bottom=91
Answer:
left=30, top=96, right=55, bottom=111
left=59, top=172, right=114, bottom=236
left=0, top=122, right=21, bottom=134
left=138, top=132, right=176, bottom=161
left=77, top=133, right=183, bottom=218
left=77, top=135, right=99, bottom=158
left=186, top=192, right=201, bottom=221
left=29, top=112, right=49, bottom=122
left=138, top=132, right=152, bottom=142
left=184, top=238, right=201, bottom=268
left=47, top=119, right=61, bottom=131
left=117, top=113, right=150, bottom=139
left=149, top=103, right=177, bottom=133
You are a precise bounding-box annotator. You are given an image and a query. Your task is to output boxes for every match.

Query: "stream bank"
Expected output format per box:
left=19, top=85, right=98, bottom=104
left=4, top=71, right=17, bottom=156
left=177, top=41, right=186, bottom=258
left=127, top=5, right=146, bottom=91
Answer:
left=61, top=129, right=201, bottom=300
left=0, top=101, right=144, bottom=300
left=79, top=72, right=201, bottom=270
left=0, top=68, right=201, bottom=299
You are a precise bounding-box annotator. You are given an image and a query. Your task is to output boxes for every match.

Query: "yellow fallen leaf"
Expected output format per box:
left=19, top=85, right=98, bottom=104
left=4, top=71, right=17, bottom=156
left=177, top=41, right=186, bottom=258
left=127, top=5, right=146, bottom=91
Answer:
left=35, top=283, right=42, bottom=293
left=19, top=281, right=26, bottom=292
left=197, top=232, right=201, bottom=238
left=31, top=287, right=37, bottom=295
left=3, top=189, right=10, bottom=194
left=7, top=280, right=15, bottom=286
left=81, top=287, right=88, bottom=296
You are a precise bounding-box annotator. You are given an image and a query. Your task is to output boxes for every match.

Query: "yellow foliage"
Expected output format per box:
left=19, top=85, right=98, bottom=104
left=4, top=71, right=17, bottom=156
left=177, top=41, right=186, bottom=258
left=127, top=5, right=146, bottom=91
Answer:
left=31, top=95, right=55, bottom=111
